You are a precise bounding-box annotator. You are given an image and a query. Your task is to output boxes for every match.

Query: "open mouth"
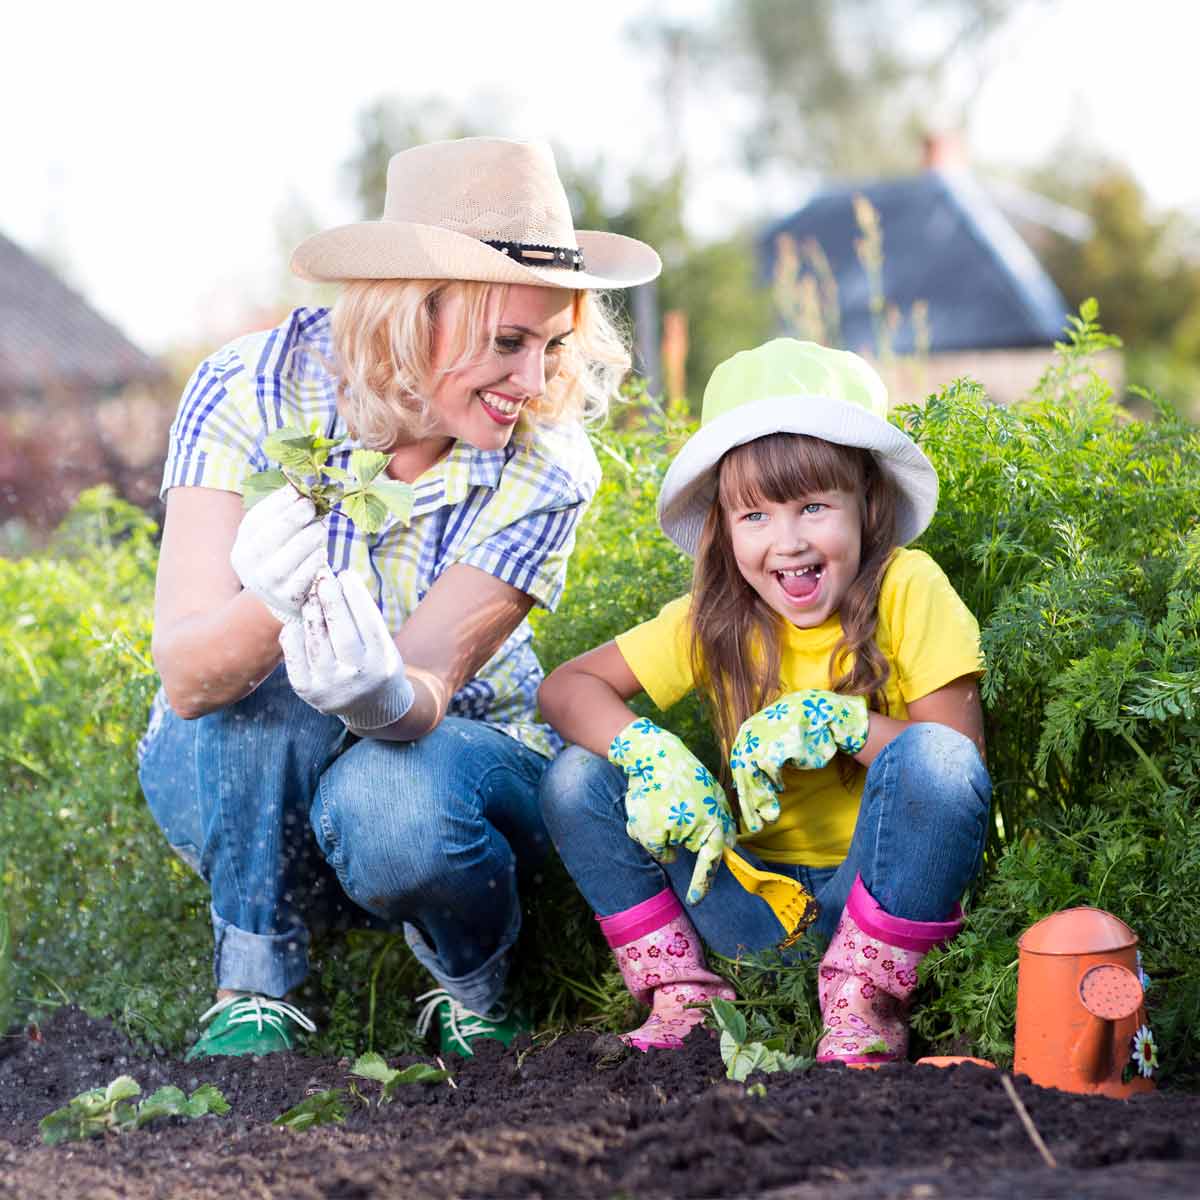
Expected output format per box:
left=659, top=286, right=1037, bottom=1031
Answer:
left=775, top=563, right=824, bottom=602
left=478, top=391, right=524, bottom=425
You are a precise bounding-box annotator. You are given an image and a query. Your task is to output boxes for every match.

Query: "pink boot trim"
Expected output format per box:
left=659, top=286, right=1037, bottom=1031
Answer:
left=601, top=893, right=734, bottom=1051
left=817, top=874, right=962, bottom=1066
left=597, top=888, right=683, bottom=948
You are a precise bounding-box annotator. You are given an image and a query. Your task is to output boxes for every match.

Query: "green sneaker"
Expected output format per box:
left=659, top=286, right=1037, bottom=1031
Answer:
left=185, top=994, right=317, bottom=1061
left=414, top=988, right=530, bottom=1057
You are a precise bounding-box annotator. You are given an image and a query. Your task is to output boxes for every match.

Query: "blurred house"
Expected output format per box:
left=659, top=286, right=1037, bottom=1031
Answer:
left=0, top=230, right=172, bottom=538
left=760, top=135, right=1122, bottom=407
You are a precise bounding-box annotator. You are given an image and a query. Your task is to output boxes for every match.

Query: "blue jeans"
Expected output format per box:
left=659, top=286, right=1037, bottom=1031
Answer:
left=138, top=665, right=551, bottom=1014
left=539, top=723, right=991, bottom=957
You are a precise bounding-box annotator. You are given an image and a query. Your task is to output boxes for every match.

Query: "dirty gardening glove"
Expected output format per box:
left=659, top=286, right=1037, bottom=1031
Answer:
left=608, top=718, right=736, bottom=905
left=230, top=484, right=328, bottom=622
left=730, top=690, right=870, bottom=834
left=279, top=567, right=415, bottom=731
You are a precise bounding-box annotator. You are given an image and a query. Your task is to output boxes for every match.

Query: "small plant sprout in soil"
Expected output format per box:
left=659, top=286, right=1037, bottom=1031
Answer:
left=38, top=1075, right=228, bottom=1145
left=273, top=1052, right=449, bottom=1132
left=710, top=997, right=813, bottom=1082
left=242, top=423, right=414, bottom=533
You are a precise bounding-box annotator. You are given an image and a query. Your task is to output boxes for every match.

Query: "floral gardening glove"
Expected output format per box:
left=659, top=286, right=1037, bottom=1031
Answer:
left=608, top=717, right=736, bottom=905
left=730, top=690, right=870, bottom=834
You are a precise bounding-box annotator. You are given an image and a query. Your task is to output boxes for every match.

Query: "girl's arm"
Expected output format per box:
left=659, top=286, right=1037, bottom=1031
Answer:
left=152, top=487, right=288, bottom=718
left=538, top=641, right=644, bottom=757
left=851, top=674, right=986, bottom=767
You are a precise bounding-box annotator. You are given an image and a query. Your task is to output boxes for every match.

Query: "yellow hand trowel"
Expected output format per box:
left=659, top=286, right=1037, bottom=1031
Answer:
left=721, top=847, right=819, bottom=948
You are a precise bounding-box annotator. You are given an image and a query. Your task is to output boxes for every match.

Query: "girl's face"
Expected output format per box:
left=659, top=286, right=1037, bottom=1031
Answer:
left=726, top=487, right=863, bottom=629
left=427, top=284, right=574, bottom=451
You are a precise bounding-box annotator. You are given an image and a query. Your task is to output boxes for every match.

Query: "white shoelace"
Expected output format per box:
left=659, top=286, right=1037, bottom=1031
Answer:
left=198, top=993, right=317, bottom=1034
left=414, top=988, right=498, bottom=1055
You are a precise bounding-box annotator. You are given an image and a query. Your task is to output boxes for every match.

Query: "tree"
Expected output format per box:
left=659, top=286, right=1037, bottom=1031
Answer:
left=726, top=0, right=1025, bottom=175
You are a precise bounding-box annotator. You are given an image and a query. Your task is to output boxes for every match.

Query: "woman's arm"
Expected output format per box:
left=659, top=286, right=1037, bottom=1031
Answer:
left=851, top=674, right=986, bottom=767
left=538, top=640, right=644, bottom=757
left=361, top=562, right=536, bottom=740
left=152, top=487, right=287, bottom=718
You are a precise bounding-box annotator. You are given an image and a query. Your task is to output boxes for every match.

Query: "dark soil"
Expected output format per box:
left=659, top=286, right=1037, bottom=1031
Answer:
left=1, top=1007, right=1196, bottom=1199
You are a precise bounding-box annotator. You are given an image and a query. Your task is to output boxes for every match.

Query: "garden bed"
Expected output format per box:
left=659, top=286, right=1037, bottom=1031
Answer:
left=0, top=1007, right=1196, bottom=1199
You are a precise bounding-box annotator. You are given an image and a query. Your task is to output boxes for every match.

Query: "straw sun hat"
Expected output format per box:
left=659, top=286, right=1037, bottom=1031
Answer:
left=658, top=339, right=939, bottom=556
left=291, top=137, right=661, bottom=290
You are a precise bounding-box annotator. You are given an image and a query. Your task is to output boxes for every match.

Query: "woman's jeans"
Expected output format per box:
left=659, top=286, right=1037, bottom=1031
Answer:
left=138, top=665, right=550, bottom=1015
left=540, top=723, right=991, bottom=957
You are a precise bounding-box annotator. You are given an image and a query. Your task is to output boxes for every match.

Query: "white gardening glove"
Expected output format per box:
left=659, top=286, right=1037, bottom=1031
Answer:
left=230, top=485, right=328, bottom=622
left=279, top=566, right=416, bottom=731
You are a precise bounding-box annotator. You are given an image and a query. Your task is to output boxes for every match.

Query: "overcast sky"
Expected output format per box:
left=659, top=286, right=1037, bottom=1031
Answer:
left=4, top=0, right=1194, bottom=354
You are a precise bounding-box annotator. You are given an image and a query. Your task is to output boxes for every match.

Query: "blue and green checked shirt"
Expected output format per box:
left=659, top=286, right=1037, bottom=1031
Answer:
left=152, top=306, right=600, bottom=758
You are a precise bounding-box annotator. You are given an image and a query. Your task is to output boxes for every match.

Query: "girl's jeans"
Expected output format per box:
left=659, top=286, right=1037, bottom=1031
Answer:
left=539, top=723, right=991, bottom=956
left=138, top=665, right=551, bottom=1015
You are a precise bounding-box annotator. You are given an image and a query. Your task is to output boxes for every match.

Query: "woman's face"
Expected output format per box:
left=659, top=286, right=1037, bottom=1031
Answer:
left=427, top=284, right=575, bottom=451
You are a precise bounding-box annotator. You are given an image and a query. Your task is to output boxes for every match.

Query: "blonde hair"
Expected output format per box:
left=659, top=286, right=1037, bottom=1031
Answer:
left=688, top=434, right=898, bottom=786
left=328, top=279, right=631, bottom=449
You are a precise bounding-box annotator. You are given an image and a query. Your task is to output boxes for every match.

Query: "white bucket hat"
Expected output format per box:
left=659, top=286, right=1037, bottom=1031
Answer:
left=291, top=136, right=661, bottom=290
left=658, top=339, right=939, bottom=556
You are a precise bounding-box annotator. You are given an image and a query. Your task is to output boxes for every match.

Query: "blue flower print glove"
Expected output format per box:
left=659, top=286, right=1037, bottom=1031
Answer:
left=608, top=717, right=737, bottom=905
left=730, top=690, right=870, bottom=834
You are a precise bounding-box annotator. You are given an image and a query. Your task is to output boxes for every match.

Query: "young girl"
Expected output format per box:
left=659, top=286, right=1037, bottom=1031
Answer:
left=538, top=339, right=991, bottom=1064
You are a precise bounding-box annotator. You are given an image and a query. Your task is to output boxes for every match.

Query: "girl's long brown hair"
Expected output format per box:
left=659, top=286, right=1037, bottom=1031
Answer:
left=688, top=433, right=898, bottom=771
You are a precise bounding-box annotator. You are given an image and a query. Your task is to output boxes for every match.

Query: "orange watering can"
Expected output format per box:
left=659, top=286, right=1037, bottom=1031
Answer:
left=1014, top=907, right=1157, bottom=1098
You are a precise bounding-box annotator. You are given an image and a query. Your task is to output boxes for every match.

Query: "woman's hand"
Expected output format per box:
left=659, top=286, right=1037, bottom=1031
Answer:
left=608, top=718, right=736, bottom=905
left=229, top=486, right=328, bottom=622
left=280, top=567, right=415, bottom=730
left=730, top=690, right=869, bottom=833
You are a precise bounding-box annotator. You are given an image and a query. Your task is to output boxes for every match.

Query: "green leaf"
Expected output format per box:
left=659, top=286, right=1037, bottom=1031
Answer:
left=320, top=465, right=353, bottom=484
left=350, top=1051, right=397, bottom=1085
left=350, top=449, right=393, bottom=487
left=105, top=1076, right=141, bottom=1104
left=386, top=1063, right=450, bottom=1088
left=263, top=428, right=320, bottom=471
left=134, top=1086, right=187, bottom=1127
left=242, top=469, right=289, bottom=509
left=273, top=1089, right=347, bottom=1131
left=368, top=479, right=415, bottom=525
left=39, top=1108, right=92, bottom=1145
left=184, top=1085, right=230, bottom=1118
left=711, top=997, right=747, bottom=1044
left=725, top=1041, right=771, bottom=1083
left=338, top=490, right=389, bottom=534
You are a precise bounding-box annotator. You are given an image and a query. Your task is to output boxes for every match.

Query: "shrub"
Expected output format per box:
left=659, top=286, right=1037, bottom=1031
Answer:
left=3, top=308, right=1198, bottom=1079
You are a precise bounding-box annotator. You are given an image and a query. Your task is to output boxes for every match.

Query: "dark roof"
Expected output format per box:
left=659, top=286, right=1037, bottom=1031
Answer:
left=760, top=170, right=1069, bottom=354
left=0, top=230, right=163, bottom=399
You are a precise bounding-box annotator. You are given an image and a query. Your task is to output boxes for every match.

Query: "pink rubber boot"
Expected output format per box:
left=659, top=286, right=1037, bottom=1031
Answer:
left=598, top=888, right=735, bottom=1051
left=817, top=874, right=963, bottom=1066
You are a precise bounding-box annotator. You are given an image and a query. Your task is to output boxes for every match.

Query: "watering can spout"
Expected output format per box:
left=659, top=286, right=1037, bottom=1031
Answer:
left=1071, top=963, right=1143, bottom=1083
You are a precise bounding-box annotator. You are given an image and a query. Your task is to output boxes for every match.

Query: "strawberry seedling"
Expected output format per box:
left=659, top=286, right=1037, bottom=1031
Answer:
left=243, top=423, right=414, bottom=534
left=710, top=998, right=812, bottom=1082
left=39, top=1076, right=229, bottom=1145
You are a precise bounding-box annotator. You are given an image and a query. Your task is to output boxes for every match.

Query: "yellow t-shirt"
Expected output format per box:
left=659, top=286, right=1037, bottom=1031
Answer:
left=614, top=548, right=983, bottom=867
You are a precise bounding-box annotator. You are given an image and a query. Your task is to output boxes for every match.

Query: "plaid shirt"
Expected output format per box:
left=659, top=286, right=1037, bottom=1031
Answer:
left=150, top=306, right=599, bottom=759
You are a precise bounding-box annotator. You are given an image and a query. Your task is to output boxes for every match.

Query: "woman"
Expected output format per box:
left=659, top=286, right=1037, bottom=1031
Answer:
left=138, top=137, right=660, bottom=1060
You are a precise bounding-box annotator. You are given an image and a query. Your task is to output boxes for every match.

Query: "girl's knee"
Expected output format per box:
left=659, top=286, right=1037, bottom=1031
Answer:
left=539, top=745, right=626, bottom=827
left=900, top=723, right=989, bottom=799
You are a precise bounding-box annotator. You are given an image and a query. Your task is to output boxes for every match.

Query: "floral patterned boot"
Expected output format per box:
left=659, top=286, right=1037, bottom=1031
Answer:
left=598, top=888, right=735, bottom=1051
left=817, top=874, right=963, bottom=1066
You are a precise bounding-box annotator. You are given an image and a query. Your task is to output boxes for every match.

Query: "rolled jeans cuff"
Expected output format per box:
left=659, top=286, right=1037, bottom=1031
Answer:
left=211, top=904, right=310, bottom=997
left=403, top=904, right=521, bottom=1018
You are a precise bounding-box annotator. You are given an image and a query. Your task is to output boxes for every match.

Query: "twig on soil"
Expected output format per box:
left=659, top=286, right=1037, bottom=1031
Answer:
left=1000, top=1073, right=1057, bottom=1169
left=436, top=1056, right=458, bottom=1089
